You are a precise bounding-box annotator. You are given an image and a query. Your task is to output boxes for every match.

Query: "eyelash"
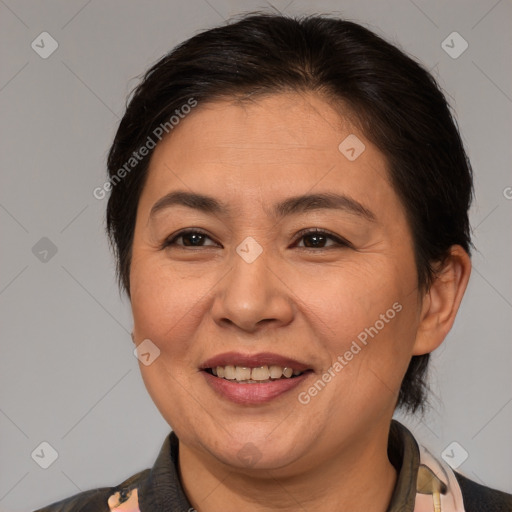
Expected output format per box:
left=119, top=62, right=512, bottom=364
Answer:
left=161, top=228, right=352, bottom=250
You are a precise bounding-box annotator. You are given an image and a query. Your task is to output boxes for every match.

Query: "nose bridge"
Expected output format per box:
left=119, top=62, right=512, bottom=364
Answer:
left=211, top=240, right=293, bottom=330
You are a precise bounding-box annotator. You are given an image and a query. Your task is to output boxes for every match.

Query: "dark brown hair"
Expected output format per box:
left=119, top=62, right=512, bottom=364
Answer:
left=105, top=12, right=473, bottom=413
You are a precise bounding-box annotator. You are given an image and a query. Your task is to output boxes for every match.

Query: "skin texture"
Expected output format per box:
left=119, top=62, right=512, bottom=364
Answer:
left=129, top=91, right=471, bottom=511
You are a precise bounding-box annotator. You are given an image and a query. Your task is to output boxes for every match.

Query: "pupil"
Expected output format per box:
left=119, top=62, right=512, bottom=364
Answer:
left=305, top=234, right=325, bottom=248
left=183, top=233, right=204, bottom=246
left=182, top=233, right=326, bottom=248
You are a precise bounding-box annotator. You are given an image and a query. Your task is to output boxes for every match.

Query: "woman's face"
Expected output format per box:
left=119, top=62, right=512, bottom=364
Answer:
left=130, top=92, right=424, bottom=471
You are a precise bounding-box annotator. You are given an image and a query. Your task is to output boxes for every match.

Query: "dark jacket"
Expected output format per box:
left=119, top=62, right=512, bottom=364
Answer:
left=33, top=420, right=512, bottom=512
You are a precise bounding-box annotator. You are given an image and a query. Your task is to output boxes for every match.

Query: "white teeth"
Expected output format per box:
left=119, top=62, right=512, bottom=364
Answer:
left=269, top=365, right=283, bottom=379
left=282, top=367, right=293, bottom=378
left=211, top=365, right=304, bottom=382
left=235, top=366, right=251, bottom=381
left=224, top=365, right=236, bottom=380
left=251, top=365, right=270, bottom=381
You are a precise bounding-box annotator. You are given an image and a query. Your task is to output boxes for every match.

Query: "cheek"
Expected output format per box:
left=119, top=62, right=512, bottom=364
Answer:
left=302, top=260, right=419, bottom=387
left=129, top=257, right=208, bottom=430
left=298, top=258, right=412, bottom=333
left=130, top=255, right=201, bottom=358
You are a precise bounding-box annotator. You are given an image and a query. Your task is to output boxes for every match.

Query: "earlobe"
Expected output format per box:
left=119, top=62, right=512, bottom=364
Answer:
left=412, top=245, right=472, bottom=356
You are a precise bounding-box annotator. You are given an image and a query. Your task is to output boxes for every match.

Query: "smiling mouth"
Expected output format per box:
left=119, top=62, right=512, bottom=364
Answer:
left=203, top=365, right=312, bottom=383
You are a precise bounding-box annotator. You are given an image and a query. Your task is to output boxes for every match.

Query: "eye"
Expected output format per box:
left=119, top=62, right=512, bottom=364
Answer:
left=294, top=228, right=352, bottom=249
left=162, top=228, right=351, bottom=250
left=162, top=229, right=219, bottom=248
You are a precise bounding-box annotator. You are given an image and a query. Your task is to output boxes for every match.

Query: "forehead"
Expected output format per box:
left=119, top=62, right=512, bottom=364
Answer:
left=140, top=91, right=400, bottom=221
left=153, top=92, right=361, bottom=163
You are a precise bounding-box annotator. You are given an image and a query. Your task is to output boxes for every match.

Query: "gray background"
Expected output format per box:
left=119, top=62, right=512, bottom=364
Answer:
left=0, top=0, right=511, bottom=510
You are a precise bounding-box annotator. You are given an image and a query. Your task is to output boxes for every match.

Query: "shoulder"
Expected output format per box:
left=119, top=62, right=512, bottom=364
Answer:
left=455, top=471, right=512, bottom=512
left=32, top=469, right=150, bottom=512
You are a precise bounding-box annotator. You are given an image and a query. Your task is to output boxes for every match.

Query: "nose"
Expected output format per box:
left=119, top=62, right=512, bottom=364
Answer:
left=210, top=248, right=295, bottom=333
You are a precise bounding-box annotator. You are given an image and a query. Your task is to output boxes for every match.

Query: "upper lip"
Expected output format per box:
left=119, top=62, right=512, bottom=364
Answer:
left=200, top=352, right=311, bottom=372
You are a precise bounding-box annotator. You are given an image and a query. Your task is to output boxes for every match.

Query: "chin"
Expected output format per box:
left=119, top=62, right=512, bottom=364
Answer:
left=205, top=429, right=305, bottom=471
left=218, top=446, right=301, bottom=472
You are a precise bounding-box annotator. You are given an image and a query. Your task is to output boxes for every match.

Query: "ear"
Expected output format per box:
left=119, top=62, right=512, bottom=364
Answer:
left=412, top=245, right=472, bottom=356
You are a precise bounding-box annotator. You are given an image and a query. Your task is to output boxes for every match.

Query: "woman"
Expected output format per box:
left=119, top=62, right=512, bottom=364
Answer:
left=35, top=12, right=512, bottom=512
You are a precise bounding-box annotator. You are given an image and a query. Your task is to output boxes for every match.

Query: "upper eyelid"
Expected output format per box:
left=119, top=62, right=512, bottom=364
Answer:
left=295, top=229, right=352, bottom=248
left=164, top=228, right=350, bottom=248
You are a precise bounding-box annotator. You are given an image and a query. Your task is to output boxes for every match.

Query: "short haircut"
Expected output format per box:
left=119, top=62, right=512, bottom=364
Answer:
left=106, top=13, right=473, bottom=414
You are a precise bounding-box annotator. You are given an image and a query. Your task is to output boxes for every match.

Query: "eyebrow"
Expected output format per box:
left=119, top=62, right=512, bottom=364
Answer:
left=149, top=190, right=376, bottom=222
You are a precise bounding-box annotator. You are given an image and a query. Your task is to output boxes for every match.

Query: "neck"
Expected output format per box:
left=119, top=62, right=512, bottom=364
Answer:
left=177, top=425, right=397, bottom=512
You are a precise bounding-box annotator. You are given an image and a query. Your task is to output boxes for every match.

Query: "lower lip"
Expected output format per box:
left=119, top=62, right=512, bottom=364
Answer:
left=201, top=370, right=313, bottom=405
